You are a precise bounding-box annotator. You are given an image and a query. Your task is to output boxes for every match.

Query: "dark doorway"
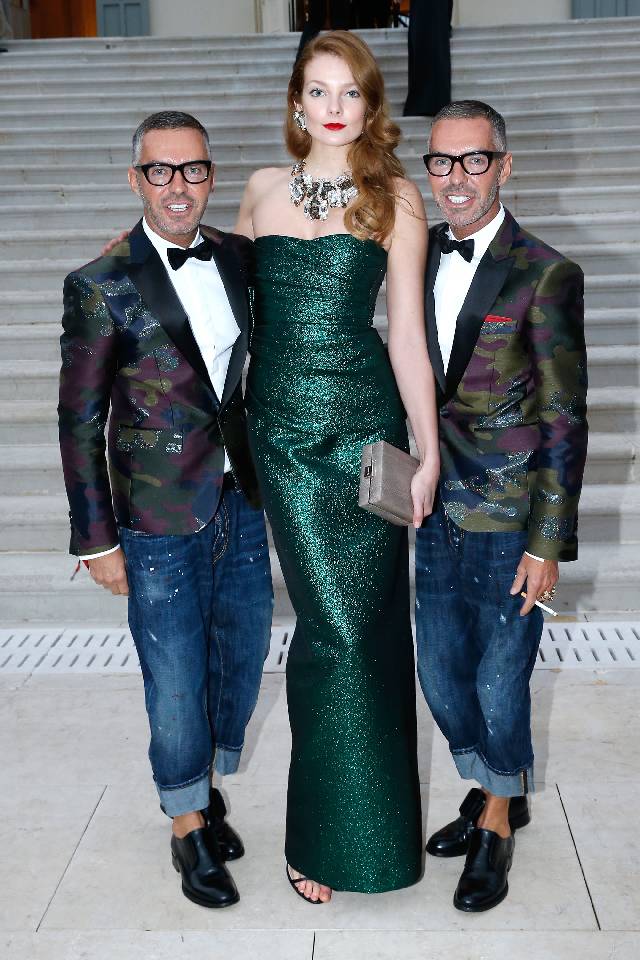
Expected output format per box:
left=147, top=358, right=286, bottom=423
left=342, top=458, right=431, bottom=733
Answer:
left=29, top=0, right=97, bottom=39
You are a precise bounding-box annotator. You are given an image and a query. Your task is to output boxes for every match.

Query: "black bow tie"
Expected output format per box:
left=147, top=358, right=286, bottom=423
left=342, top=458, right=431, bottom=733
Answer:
left=167, top=237, right=214, bottom=271
left=437, top=229, right=475, bottom=263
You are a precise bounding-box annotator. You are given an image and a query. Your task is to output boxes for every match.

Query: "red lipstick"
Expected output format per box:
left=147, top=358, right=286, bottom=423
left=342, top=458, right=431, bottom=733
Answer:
left=324, top=123, right=346, bottom=131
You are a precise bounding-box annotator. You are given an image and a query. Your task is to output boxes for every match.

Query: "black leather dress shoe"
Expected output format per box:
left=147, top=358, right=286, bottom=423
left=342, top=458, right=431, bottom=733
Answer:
left=203, top=787, right=245, bottom=861
left=454, top=827, right=515, bottom=912
left=170, top=827, right=239, bottom=908
left=426, top=787, right=530, bottom=858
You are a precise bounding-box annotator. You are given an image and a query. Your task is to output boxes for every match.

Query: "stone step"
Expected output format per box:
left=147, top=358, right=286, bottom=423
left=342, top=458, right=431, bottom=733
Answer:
left=0, top=379, right=637, bottom=447
left=2, top=342, right=636, bottom=406
left=0, top=322, right=62, bottom=360
left=5, top=17, right=640, bottom=45
left=2, top=304, right=637, bottom=367
left=0, top=205, right=638, bottom=248
left=1, top=123, right=637, bottom=168
left=2, top=103, right=638, bottom=146
left=0, top=72, right=640, bottom=110
left=17, top=93, right=640, bottom=125
left=0, top=386, right=637, bottom=449
left=0, top=445, right=65, bottom=496
left=0, top=51, right=630, bottom=80
left=1, top=431, right=636, bottom=495
left=0, top=144, right=634, bottom=186
left=2, top=226, right=635, bottom=278
left=583, top=434, right=640, bottom=485
left=1, top=478, right=639, bottom=553
left=2, top=534, right=638, bottom=623
left=2, top=53, right=639, bottom=89
left=582, top=309, right=640, bottom=347
left=1, top=24, right=637, bottom=59
left=5, top=295, right=637, bottom=339
left=586, top=346, right=640, bottom=388
left=583, top=275, right=640, bottom=310
left=0, top=549, right=288, bottom=621
left=0, top=228, right=636, bottom=295
left=1, top=184, right=637, bottom=237
left=585, top=387, right=640, bottom=432
left=0, top=404, right=59, bottom=443
left=1, top=166, right=637, bottom=206
left=450, top=18, right=640, bottom=41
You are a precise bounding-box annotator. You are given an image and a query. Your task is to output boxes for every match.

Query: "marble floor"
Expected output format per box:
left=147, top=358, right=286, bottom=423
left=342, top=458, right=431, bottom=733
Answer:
left=2, top=656, right=639, bottom=959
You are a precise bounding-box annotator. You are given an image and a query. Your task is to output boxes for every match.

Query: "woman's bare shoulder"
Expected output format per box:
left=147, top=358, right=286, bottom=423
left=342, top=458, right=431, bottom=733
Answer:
left=392, top=176, right=426, bottom=215
left=246, top=166, right=292, bottom=195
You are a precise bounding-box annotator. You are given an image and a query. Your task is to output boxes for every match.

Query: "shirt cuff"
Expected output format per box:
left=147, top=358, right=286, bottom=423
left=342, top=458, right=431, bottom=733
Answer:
left=525, top=551, right=544, bottom=562
left=79, top=544, right=120, bottom=561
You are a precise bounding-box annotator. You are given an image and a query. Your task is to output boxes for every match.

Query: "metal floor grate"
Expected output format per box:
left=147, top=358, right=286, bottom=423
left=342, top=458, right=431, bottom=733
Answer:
left=0, top=622, right=294, bottom=675
left=536, top=622, right=640, bottom=669
left=1, top=622, right=639, bottom=675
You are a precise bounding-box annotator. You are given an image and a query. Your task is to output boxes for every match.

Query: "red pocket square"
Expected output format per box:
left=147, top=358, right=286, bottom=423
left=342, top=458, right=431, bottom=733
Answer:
left=485, top=314, right=513, bottom=323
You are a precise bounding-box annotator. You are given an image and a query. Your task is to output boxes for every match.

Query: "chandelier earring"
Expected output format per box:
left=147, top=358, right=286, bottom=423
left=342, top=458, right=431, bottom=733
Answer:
left=293, top=109, right=307, bottom=132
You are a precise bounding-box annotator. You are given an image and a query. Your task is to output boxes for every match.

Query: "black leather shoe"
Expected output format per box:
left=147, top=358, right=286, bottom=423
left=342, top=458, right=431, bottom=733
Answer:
left=453, top=827, right=515, bottom=912
left=426, top=787, right=530, bottom=858
left=203, top=787, right=245, bottom=861
left=170, top=827, right=239, bottom=908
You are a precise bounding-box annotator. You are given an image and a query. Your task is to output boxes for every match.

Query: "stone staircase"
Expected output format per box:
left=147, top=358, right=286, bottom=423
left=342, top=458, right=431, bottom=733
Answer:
left=0, top=18, right=638, bottom=622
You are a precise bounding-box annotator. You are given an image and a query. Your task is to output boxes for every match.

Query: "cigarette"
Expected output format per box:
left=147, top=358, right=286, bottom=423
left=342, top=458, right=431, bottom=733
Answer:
left=520, top=592, right=558, bottom=617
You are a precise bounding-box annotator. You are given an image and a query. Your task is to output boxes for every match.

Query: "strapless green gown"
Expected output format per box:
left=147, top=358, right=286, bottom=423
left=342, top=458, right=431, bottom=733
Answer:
left=247, top=234, right=422, bottom=893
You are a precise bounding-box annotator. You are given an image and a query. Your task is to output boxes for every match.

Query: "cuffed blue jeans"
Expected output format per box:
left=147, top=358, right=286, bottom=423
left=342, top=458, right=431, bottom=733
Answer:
left=120, top=488, right=273, bottom=817
left=415, top=498, right=543, bottom=797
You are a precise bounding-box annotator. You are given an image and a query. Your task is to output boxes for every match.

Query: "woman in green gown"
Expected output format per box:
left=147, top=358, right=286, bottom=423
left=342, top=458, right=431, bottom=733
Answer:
left=235, top=32, right=440, bottom=901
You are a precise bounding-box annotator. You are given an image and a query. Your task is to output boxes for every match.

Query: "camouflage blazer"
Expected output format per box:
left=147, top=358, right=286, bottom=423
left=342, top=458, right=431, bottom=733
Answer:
left=425, top=208, right=588, bottom=562
left=58, top=219, right=260, bottom=557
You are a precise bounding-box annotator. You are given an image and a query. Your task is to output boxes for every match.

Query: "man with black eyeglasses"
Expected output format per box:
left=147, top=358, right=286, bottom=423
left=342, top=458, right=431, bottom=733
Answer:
left=58, top=111, right=273, bottom=909
left=415, top=100, right=588, bottom=912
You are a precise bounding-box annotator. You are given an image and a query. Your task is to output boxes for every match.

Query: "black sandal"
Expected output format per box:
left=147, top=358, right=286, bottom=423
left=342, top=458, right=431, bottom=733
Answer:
left=286, top=864, right=326, bottom=904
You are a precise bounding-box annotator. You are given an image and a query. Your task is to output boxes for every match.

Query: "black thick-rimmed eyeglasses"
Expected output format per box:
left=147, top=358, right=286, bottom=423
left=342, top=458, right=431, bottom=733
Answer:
left=422, top=150, right=506, bottom=177
left=134, top=160, right=213, bottom=186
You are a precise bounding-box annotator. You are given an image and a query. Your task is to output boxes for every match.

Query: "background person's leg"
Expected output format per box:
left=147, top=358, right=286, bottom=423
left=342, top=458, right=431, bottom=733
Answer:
left=296, top=0, right=325, bottom=60
left=403, top=0, right=452, bottom=116
left=0, top=0, right=13, bottom=46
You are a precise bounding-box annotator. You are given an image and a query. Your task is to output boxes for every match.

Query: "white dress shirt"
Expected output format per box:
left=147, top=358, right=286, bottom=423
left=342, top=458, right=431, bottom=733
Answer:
left=434, top=204, right=505, bottom=374
left=433, top=205, right=543, bottom=564
left=142, top=218, right=240, bottom=418
left=81, top=220, right=240, bottom=559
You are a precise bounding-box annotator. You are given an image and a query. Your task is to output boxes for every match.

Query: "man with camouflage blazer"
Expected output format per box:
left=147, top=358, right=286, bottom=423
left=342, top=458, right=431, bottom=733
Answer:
left=415, top=101, right=588, bottom=912
left=58, top=111, right=273, bottom=909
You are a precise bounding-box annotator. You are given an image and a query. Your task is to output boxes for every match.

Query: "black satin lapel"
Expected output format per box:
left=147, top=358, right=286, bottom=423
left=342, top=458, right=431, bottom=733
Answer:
left=220, top=326, right=248, bottom=409
left=127, top=247, right=218, bottom=402
left=424, top=234, right=446, bottom=396
left=210, top=239, right=249, bottom=338
left=444, top=252, right=514, bottom=403
left=210, top=238, right=250, bottom=409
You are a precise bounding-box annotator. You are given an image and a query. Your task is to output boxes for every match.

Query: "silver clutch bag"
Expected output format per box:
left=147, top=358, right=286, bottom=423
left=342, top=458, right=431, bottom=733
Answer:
left=359, top=441, right=420, bottom=526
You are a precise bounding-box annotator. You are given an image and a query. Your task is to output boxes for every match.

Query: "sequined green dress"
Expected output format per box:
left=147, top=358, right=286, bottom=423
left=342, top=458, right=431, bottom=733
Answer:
left=247, top=234, right=422, bottom=893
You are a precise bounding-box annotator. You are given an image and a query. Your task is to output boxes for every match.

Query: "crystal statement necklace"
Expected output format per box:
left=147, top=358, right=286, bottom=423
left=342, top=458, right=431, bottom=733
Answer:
left=289, top=159, right=358, bottom=222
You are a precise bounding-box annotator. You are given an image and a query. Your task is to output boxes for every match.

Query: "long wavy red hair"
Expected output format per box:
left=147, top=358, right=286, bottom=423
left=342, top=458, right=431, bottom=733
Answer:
left=285, top=31, right=404, bottom=243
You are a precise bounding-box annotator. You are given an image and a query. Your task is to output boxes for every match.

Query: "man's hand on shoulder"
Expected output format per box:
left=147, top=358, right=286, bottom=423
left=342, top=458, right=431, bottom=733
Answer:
left=101, top=230, right=130, bottom=257
left=510, top=553, right=559, bottom=617
left=87, top=547, right=129, bottom=596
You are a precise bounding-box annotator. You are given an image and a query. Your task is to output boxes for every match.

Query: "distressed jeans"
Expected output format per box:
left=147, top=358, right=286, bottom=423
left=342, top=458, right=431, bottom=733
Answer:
left=120, top=488, right=273, bottom=817
left=415, top=497, right=543, bottom=797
